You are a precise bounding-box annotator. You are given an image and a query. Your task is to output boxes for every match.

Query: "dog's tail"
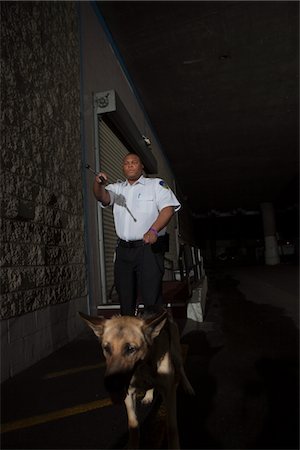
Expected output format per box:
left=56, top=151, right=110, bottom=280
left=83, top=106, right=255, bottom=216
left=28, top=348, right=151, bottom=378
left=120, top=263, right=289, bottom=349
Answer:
left=180, top=367, right=195, bottom=395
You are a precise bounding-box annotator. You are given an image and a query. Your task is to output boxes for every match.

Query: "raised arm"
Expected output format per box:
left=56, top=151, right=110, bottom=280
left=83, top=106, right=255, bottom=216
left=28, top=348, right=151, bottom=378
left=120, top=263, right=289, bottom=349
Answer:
left=93, top=172, right=111, bottom=206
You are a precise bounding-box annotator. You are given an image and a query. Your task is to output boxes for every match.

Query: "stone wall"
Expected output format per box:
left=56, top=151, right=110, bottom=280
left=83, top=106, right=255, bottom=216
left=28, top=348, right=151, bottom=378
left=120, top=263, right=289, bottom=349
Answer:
left=0, top=2, right=87, bottom=379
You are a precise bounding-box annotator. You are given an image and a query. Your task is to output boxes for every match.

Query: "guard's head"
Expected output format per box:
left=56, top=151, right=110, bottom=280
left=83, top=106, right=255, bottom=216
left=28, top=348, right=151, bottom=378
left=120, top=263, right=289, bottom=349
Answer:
left=123, top=153, right=144, bottom=183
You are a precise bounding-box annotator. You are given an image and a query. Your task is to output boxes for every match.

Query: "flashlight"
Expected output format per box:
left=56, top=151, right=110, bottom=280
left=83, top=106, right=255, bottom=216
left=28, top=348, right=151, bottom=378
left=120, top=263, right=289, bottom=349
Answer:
left=85, top=164, right=106, bottom=184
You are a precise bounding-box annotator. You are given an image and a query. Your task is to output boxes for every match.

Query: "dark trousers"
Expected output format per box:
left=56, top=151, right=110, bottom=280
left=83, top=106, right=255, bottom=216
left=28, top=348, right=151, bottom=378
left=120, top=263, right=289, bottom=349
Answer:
left=114, top=243, right=165, bottom=316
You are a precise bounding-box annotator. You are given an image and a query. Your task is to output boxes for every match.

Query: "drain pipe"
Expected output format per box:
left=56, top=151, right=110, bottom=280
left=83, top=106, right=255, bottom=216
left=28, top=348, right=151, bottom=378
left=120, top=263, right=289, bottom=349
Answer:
left=93, top=99, right=107, bottom=303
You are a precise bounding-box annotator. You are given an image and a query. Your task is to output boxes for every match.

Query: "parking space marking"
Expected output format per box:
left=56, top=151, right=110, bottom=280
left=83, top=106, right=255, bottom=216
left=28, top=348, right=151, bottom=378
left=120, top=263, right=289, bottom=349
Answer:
left=43, top=362, right=105, bottom=379
left=2, top=344, right=190, bottom=437
left=1, top=398, right=112, bottom=434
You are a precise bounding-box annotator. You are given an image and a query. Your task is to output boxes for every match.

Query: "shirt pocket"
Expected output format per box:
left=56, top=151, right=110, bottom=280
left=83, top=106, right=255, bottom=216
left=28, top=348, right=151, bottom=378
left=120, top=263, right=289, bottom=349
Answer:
left=137, top=195, right=154, bottom=212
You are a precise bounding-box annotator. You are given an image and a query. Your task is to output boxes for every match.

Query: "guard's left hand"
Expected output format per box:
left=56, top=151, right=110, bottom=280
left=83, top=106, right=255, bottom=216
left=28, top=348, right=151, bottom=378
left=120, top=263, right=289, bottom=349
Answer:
left=143, top=230, right=158, bottom=244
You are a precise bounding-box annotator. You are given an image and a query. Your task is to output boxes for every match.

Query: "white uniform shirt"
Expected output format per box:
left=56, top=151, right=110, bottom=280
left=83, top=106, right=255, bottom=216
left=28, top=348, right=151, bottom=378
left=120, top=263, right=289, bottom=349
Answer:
left=101, top=175, right=181, bottom=241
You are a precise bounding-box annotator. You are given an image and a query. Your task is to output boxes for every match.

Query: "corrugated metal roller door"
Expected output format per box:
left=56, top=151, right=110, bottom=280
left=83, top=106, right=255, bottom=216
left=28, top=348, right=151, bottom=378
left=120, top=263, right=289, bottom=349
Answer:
left=98, top=118, right=128, bottom=301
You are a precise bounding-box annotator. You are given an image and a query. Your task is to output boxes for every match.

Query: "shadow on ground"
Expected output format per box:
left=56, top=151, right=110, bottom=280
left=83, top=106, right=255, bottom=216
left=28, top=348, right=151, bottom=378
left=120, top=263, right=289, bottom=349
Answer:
left=175, top=270, right=299, bottom=449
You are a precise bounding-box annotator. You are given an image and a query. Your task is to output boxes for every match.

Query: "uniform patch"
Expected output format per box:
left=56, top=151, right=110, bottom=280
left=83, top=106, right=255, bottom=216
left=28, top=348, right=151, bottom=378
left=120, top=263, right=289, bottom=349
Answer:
left=159, top=180, right=169, bottom=189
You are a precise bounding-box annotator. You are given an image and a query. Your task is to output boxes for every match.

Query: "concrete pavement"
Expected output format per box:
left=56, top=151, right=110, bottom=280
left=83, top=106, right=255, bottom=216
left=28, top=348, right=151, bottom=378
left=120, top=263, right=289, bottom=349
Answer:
left=1, top=263, right=299, bottom=449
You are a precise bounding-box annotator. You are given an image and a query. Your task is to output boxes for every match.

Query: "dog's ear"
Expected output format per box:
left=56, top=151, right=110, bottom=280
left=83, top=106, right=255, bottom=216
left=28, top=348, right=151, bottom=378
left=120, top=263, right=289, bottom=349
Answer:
left=143, top=309, right=167, bottom=342
left=79, top=312, right=105, bottom=339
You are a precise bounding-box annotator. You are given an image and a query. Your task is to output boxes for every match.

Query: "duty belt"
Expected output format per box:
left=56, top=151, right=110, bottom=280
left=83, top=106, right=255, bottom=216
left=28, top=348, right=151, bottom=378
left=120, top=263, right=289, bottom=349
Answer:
left=118, top=239, right=145, bottom=248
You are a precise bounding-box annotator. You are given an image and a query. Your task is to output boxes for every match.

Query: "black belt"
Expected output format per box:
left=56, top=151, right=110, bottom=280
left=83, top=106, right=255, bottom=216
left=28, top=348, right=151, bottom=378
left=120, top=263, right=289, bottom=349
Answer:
left=118, top=239, right=145, bottom=248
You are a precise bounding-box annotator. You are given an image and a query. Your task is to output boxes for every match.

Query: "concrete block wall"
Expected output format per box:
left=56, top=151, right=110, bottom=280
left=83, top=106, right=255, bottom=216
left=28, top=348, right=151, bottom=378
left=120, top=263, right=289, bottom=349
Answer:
left=1, top=2, right=87, bottom=380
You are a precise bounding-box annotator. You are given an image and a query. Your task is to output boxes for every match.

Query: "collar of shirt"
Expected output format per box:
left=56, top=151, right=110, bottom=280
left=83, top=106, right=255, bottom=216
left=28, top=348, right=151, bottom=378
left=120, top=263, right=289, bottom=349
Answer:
left=124, top=175, right=146, bottom=186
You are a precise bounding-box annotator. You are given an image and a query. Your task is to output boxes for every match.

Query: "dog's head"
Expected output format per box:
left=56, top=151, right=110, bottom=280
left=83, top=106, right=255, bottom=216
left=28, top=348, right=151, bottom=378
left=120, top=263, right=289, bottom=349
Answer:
left=79, top=308, right=167, bottom=404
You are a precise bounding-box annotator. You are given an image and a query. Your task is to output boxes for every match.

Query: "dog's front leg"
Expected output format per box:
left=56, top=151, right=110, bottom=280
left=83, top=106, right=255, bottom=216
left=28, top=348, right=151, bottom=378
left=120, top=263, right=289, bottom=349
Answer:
left=141, top=388, right=154, bottom=405
left=124, top=388, right=139, bottom=449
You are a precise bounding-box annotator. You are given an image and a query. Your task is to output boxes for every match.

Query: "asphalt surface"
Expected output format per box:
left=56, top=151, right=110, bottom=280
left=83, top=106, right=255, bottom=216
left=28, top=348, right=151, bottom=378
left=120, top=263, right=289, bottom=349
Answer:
left=1, top=263, right=299, bottom=449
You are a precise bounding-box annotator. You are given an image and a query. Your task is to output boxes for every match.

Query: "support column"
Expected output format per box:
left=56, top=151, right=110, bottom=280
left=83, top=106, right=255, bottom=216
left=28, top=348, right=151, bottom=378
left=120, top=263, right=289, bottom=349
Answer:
left=260, top=202, right=280, bottom=265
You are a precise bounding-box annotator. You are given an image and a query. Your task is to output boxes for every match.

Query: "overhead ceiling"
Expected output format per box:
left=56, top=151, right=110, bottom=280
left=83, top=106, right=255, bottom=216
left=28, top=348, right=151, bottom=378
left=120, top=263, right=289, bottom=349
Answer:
left=97, top=1, right=299, bottom=216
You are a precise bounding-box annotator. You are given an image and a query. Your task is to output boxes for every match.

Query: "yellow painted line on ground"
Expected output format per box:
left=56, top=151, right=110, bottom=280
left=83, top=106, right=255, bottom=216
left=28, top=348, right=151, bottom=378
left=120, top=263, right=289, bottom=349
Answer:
left=2, top=345, right=190, bottom=435
left=44, top=345, right=188, bottom=380
left=43, top=362, right=105, bottom=380
left=1, top=398, right=112, bottom=434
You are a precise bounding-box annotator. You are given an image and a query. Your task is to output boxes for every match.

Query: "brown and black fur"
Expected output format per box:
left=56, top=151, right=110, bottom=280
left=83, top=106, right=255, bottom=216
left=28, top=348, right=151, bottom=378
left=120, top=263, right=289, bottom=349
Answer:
left=79, top=306, right=194, bottom=449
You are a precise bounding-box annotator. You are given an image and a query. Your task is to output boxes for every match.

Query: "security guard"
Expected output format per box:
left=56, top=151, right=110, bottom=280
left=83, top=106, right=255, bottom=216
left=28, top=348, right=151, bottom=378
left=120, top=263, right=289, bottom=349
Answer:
left=93, top=153, right=181, bottom=315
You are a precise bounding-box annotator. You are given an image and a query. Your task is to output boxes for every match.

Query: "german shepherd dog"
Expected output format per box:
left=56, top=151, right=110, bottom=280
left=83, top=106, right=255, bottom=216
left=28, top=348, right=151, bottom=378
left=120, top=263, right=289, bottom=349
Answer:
left=79, top=306, right=194, bottom=449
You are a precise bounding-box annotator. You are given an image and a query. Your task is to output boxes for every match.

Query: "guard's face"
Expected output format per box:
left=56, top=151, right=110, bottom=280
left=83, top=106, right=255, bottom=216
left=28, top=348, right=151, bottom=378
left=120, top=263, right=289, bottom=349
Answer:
left=123, top=154, right=144, bottom=181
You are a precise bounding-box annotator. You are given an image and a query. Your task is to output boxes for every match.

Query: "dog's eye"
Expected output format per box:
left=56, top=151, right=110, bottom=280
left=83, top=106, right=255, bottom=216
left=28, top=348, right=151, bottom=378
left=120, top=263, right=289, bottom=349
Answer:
left=102, top=343, right=112, bottom=355
left=124, top=344, right=136, bottom=355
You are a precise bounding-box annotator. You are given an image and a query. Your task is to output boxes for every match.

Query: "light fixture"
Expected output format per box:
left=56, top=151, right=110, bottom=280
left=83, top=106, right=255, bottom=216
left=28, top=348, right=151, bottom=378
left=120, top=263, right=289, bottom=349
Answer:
left=142, top=135, right=151, bottom=147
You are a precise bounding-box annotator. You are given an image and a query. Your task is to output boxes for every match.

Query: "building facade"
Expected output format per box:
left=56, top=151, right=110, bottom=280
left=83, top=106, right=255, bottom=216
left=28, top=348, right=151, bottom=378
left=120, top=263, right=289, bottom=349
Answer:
left=1, top=2, right=194, bottom=381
